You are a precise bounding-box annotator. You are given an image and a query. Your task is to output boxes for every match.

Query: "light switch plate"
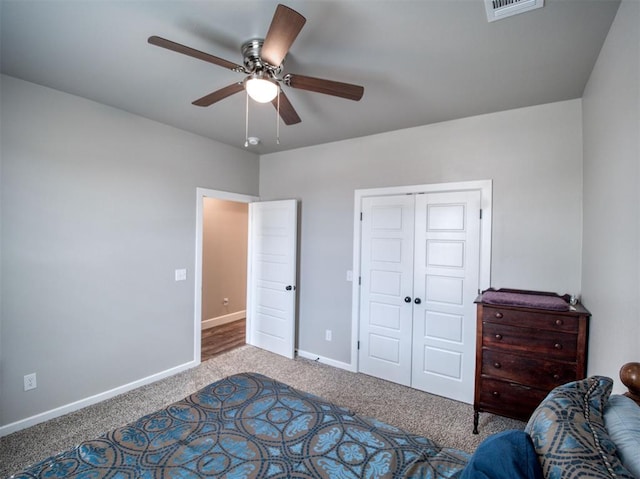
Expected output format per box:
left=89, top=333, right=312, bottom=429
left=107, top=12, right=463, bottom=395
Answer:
left=175, top=269, right=187, bottom=281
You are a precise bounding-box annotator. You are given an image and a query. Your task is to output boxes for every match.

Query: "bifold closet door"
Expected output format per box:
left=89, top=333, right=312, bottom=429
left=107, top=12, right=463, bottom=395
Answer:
left=358, top=195, right=415, bottom=386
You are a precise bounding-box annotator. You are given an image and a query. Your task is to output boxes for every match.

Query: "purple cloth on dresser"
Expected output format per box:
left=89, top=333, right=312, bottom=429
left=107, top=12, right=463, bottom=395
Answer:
left=481, top=291, right=569, bottom=311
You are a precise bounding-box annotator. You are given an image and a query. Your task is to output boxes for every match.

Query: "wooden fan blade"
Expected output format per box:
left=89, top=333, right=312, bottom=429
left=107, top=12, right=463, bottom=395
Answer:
left=148, top=36, right=244, bottom=72
left=192, top=82, right=244, bottom=107
left=261, top=4, right=306, bottom=67
left=286, top=74, right=364, bottom=101
left=272, top=90, right=301, bottom=125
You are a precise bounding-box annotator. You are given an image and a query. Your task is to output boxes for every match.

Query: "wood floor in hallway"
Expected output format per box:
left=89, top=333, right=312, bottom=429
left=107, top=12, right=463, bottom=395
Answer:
left=201, top=318, right=246, bottom=362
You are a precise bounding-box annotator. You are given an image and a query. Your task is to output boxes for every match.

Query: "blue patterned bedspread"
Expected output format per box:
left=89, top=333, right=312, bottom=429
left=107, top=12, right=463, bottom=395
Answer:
left=13, top=373, right=470, bottom=478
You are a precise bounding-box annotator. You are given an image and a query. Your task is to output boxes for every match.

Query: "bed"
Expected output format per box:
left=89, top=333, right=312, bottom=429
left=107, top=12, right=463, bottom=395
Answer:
left=11, top=364, right=640, bottom=479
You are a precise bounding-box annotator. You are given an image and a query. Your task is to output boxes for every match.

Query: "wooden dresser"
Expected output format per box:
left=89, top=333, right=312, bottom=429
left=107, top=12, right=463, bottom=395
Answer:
left=473, top=289, right=590, bottom=434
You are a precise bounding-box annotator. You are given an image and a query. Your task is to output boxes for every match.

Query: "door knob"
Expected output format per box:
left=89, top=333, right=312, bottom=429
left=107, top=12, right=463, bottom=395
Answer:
left=285, top=285, right=293, bottom=291
left=404, top=296, right=412, bottom=303
left=414, top=298, right=422, bottom=304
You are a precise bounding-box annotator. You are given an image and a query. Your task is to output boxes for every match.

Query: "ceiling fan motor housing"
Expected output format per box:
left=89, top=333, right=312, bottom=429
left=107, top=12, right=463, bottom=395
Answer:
left=242, top=38, right=282, bottom=77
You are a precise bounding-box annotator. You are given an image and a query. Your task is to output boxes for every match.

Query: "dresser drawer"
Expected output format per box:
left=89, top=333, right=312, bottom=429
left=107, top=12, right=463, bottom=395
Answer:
left=476, top=377, right=548, bottom=420
left=482, top=321, right=577, bottom=360
left=481, top=350, right=578, bottom=390
left=482, top=307, right=579, bottom=333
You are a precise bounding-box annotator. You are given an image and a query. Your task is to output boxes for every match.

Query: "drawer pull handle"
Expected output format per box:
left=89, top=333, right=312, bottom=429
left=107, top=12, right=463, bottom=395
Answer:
left=555, top=319, right=563, bottom=326
left=492, top=391, right=500, bottom=397
left=495, top=334, right=503, bottom=340
left=493, top=362, right=502, bottom=369
left=554, top=343, right=563, bottom=350
left=495, top=312, right=503, bottom=319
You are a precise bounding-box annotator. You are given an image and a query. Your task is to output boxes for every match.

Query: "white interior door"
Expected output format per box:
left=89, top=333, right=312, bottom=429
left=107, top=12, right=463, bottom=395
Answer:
left=358, top=189, right=482, bottom=403
left=247, top=199, right=297, bottom=359
left=411, top=191, right=481, bottom=403
left=358, top=195, right=415, bottom=386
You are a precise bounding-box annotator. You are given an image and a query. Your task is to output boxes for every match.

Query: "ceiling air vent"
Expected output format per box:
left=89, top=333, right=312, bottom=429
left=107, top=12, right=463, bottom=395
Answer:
left=484, top=0, right=544, bottom=22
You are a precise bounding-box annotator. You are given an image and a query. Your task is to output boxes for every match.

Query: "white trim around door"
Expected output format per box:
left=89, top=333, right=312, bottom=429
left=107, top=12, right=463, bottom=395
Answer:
left=350, top=180, right=492, bottom=372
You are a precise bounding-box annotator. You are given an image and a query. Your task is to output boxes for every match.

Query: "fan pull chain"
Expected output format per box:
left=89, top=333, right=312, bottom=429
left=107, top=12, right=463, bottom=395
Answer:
left=276, top=88, right=281, bottom=145
left=244, top=89, right=250, bottom=148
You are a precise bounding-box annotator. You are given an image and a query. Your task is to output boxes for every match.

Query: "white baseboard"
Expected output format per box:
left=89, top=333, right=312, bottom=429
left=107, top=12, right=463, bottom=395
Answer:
left=296, top=349, right=356, bottom=372
left=202, top=310, right=246, bottom=330
left=0, top=359, right=198, bottom=438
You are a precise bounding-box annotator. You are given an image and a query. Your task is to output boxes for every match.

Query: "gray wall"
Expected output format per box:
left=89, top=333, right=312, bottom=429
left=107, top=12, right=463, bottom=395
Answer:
left=260, top=100, right=584, bottom=365
left=582, top=0, right=639, bottom=390
left=0, top=75, right=259, bottom=426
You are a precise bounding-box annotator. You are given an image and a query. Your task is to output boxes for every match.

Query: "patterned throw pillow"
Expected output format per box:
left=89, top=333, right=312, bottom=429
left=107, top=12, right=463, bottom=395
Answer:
left=525, top=376, right=634, bottom=479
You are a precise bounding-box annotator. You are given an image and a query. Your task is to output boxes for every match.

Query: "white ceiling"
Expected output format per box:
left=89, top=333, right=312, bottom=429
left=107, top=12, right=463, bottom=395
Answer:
left=0, top=0, right=620, bottom=154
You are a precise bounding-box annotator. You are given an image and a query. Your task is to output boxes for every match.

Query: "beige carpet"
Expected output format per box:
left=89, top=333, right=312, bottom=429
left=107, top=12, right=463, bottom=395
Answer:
left=0, top=345, right=524, bottom=477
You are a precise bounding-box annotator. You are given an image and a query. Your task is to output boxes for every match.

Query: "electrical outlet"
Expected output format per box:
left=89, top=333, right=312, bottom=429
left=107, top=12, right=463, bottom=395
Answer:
left=325, top=330, right=332, bottom=341
left=174, top=269, right=187, bottom=281
left=24, top=373, right=37, bottom=391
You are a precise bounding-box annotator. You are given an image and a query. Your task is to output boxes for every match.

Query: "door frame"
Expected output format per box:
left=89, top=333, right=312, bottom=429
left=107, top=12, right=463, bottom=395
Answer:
left=194, top=187, right=259, bottom=364
left=350, top=180, right=492, bottom=371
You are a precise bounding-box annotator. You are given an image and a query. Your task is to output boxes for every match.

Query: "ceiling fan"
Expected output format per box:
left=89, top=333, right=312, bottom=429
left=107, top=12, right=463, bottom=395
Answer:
left=148, top=4, right=364, bottom=126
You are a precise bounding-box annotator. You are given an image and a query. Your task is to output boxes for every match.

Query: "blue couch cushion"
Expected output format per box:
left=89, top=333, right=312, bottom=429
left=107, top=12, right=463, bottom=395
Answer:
left=460, top=430, right=543, bottom=479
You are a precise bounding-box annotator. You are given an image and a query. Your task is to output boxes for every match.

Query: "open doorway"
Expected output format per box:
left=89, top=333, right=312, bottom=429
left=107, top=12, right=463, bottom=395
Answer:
left=201, top=197, right=248, bottom=361
left=194, top=188, right=259, bottom=364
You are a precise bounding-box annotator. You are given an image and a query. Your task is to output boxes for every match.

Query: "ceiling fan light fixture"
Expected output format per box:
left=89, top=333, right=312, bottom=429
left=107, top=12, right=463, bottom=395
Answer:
left=245, top=77, right=279, bottom=103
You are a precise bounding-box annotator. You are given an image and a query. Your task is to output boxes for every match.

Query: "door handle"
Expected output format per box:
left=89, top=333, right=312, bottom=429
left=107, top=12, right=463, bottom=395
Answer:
left=285, top=285, right=296, bottom=291
left=414, top=298, right=422, bottom=304
left=404, top=296, right=412, bottom=303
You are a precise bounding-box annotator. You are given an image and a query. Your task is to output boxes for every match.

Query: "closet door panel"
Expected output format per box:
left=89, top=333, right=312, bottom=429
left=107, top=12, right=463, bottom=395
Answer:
left=359, top=195, right=415, bottom=386
left=411, top=190, right=481, bottom=403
